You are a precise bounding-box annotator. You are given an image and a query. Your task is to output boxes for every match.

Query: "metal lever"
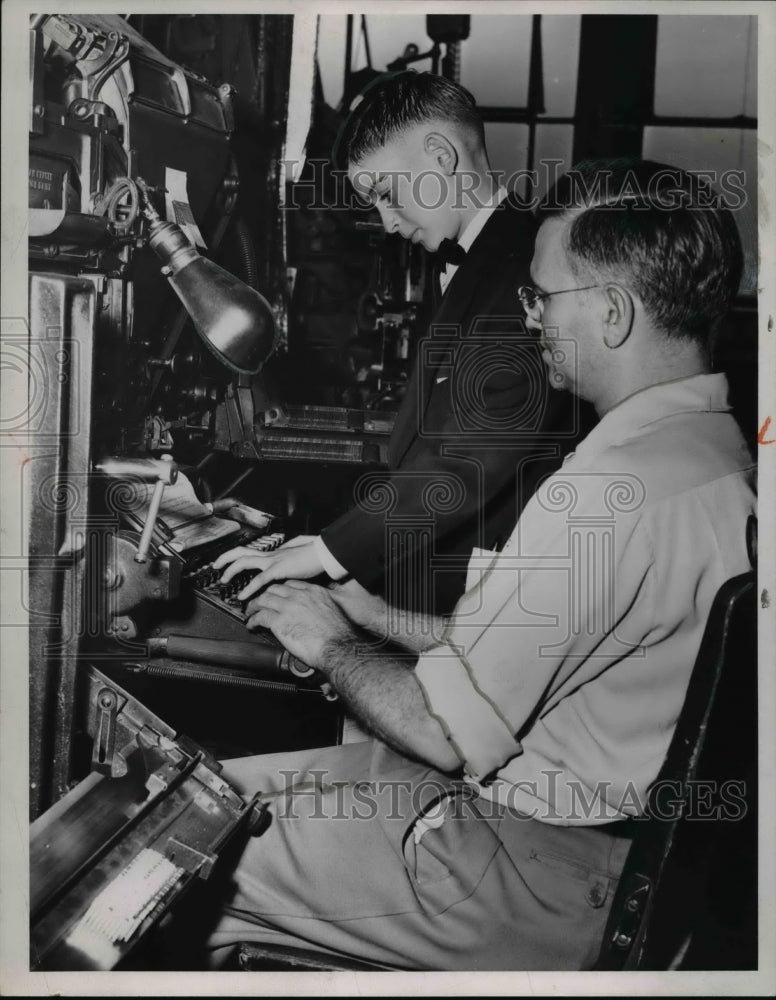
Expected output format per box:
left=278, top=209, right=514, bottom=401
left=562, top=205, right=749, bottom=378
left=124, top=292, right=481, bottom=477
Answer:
left=92, top=687, right=124, bottom=776
left=134, top=457, right=172, bottom=563
left=95, top=453, right=178, bottom=563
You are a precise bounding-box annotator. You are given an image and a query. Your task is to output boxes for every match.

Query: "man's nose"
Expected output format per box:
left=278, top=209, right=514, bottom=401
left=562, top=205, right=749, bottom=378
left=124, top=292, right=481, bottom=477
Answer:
left=376, top=203, right=400, bottom=235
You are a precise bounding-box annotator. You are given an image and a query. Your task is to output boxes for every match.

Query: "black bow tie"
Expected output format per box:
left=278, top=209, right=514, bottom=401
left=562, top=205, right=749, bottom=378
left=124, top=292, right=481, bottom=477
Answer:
left=435, top=238, right=467, bottom=272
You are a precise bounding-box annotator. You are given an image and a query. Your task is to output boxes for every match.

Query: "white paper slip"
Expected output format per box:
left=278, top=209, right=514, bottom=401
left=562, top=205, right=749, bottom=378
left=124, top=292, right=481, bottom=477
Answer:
left=67, top=848, right=183, bottom=966
left=165, top=167, right=206, bottom=248
left=166, top=515, right=241, bottom=552
left=125, top=471, right=241, bottom=552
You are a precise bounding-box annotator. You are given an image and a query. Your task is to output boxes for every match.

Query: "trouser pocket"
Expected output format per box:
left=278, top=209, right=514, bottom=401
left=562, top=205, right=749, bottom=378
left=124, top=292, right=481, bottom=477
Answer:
left=527, top=846, right=616, bottom=909
left=401, top=791, right=504, bottom=916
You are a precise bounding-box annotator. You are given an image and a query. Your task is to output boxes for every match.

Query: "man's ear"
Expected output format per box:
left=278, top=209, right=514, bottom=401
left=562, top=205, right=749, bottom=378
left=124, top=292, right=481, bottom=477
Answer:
left=601, top=283, right=635, bottom=349
left=424, top=132, right=459, bottom=176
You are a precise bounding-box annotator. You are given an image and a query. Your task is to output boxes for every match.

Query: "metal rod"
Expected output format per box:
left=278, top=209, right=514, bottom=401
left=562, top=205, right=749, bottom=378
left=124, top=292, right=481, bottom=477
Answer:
left=135, top=479, right=165, bottom=563
left=431, top=42, right=440, bottom=76
left=526, top=14, right=545, bottom=180
left=476, top=109, right=756, bottom=129
left=361, top=14, right=372, bottom=69
left=214, top=464, right=257, bottom=501
left=343, top=15, right=353, bottom=101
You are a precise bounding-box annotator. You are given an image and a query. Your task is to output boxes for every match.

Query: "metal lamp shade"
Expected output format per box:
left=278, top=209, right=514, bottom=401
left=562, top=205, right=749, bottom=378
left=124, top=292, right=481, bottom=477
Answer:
left=168, top=257, right=276, bottom=375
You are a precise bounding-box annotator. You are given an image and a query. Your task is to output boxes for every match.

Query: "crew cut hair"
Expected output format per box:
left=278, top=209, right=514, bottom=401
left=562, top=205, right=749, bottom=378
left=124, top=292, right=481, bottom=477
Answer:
left=336, top=70, right=485, bottom=169
left=538, top=158, right=744, bottom=342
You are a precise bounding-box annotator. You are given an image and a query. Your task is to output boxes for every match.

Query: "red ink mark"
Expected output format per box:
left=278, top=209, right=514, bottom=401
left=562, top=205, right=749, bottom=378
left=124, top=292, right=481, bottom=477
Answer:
left=758, top=416, right=774, bottom=445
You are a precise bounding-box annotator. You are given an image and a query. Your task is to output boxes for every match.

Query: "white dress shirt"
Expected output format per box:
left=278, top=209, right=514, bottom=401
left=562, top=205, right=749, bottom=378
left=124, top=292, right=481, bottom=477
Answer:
left=439, top=185, right=509, bottom=295
left=413, top=374, right=756, bottom=824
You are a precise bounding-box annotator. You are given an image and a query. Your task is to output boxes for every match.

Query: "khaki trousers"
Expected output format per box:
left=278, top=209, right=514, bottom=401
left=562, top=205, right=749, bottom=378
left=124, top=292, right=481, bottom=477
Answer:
left=206, top=740, right=632, bottom=971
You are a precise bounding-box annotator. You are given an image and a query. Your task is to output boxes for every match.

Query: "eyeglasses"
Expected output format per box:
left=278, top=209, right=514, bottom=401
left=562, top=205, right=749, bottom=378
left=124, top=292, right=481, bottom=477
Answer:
left=517, top=284, right=601, bottom=314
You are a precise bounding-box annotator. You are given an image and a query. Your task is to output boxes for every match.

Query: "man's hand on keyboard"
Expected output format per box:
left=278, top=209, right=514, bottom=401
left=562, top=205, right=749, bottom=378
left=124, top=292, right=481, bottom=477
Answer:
left=243, top=581, right=353, bottom=669
left=327, top=579, right=391, bottom=637
left=213, top=535, right=324, bottom=600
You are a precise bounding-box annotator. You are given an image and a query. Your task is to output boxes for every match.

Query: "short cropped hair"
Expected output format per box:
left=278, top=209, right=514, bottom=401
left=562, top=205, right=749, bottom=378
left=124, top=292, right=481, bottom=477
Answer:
left=538, top=159, right=744, bottom=342
left=336, top=70, right=485, bottom=169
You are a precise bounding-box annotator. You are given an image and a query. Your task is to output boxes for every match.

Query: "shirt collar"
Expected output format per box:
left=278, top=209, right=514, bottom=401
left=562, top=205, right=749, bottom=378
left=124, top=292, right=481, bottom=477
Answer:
left=457, top=185, right=509, bottom=255
left=569, top=373, right=732, bottom=466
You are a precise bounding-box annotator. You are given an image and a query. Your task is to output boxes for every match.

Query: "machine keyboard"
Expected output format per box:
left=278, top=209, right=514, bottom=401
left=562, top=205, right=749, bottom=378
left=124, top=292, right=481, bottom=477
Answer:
left=184, top=532, right=285, bottom=618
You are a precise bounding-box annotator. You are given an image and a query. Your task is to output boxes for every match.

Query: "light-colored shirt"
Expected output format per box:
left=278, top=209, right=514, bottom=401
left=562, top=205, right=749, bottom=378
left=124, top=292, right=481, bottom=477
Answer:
left=413, top=374, right=756, bottom=824
left=439, top=185, right=509, bottom=295
left=314, top=186, right=511, bottom=580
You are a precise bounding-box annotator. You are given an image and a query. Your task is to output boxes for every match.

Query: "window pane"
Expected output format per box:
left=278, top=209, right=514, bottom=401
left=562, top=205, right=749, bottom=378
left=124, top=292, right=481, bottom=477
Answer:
left=461, top=16, right=531, bottom=107
left=744, top=16, right=756, bottom=118
left=363, top=15, right=430, bottom=73
left=539, top=15, right=581, bottom=118
left=533, top=124, right=574, bottom=202
left=642, top=127, right=757, bottom=294
left=654, top=15, right=756, bottom=118
left=317, top=15, right=347, bottom=109
left=318, top=15, right=432, bottom=110
left=484, top=123, right=529, bottom=193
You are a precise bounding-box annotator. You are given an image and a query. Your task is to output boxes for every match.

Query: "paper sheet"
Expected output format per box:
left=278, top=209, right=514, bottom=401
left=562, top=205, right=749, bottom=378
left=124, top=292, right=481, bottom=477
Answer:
left=125, top=471, right=241, bottom=552
left=164, top=167, right=206, bottom=248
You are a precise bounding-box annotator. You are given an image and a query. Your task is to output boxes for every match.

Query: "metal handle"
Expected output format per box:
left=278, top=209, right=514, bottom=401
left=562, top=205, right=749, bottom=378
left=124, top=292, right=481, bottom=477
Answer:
left=95, top=453, right=178, bottom=563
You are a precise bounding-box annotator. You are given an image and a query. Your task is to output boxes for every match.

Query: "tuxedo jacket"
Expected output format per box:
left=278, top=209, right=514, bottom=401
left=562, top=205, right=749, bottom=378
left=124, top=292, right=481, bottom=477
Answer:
left=321, top=196, right=590, bottom=614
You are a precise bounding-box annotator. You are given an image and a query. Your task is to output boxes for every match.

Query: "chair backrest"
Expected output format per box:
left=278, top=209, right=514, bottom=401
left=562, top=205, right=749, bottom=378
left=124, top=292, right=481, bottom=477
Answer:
left=595, top=519, right=757, bottom=970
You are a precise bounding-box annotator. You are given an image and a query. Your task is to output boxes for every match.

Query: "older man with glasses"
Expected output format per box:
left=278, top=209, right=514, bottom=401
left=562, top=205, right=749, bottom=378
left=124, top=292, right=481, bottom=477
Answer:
left=196, top=159, right=755, bottom=972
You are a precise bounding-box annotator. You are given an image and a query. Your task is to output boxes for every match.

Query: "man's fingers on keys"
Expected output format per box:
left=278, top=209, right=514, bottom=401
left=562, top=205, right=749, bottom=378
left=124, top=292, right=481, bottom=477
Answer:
left=243, top=583, right=294, bottom=616
left=219, top=554, right=271, bottom=583
left=245, top=607, right=277, bottom=632
left=212, top=546, right=257, bottom=570
left=244, top=584, right=306, bottom=630
left=244, top=593, right=280, bottom=618
left=237, top=564, right=284, bottom=600
left=240, top=580, right=293, bottom=614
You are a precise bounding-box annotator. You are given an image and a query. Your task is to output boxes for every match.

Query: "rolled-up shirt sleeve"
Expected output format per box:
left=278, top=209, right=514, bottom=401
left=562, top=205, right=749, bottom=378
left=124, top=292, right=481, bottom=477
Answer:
left=411, top=472, right=653, bottom=784
left=414, top=645, right=522, bottom=780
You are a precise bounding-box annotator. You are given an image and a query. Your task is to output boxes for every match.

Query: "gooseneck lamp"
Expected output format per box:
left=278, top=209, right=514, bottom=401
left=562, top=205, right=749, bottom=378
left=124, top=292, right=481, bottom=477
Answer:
left=140, top=185, right=276, bottom=376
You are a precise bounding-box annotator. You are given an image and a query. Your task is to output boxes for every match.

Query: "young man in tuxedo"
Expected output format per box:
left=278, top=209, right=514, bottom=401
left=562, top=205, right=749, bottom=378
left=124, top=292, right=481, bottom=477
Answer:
left=216, top=71, right=583, bottom=615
